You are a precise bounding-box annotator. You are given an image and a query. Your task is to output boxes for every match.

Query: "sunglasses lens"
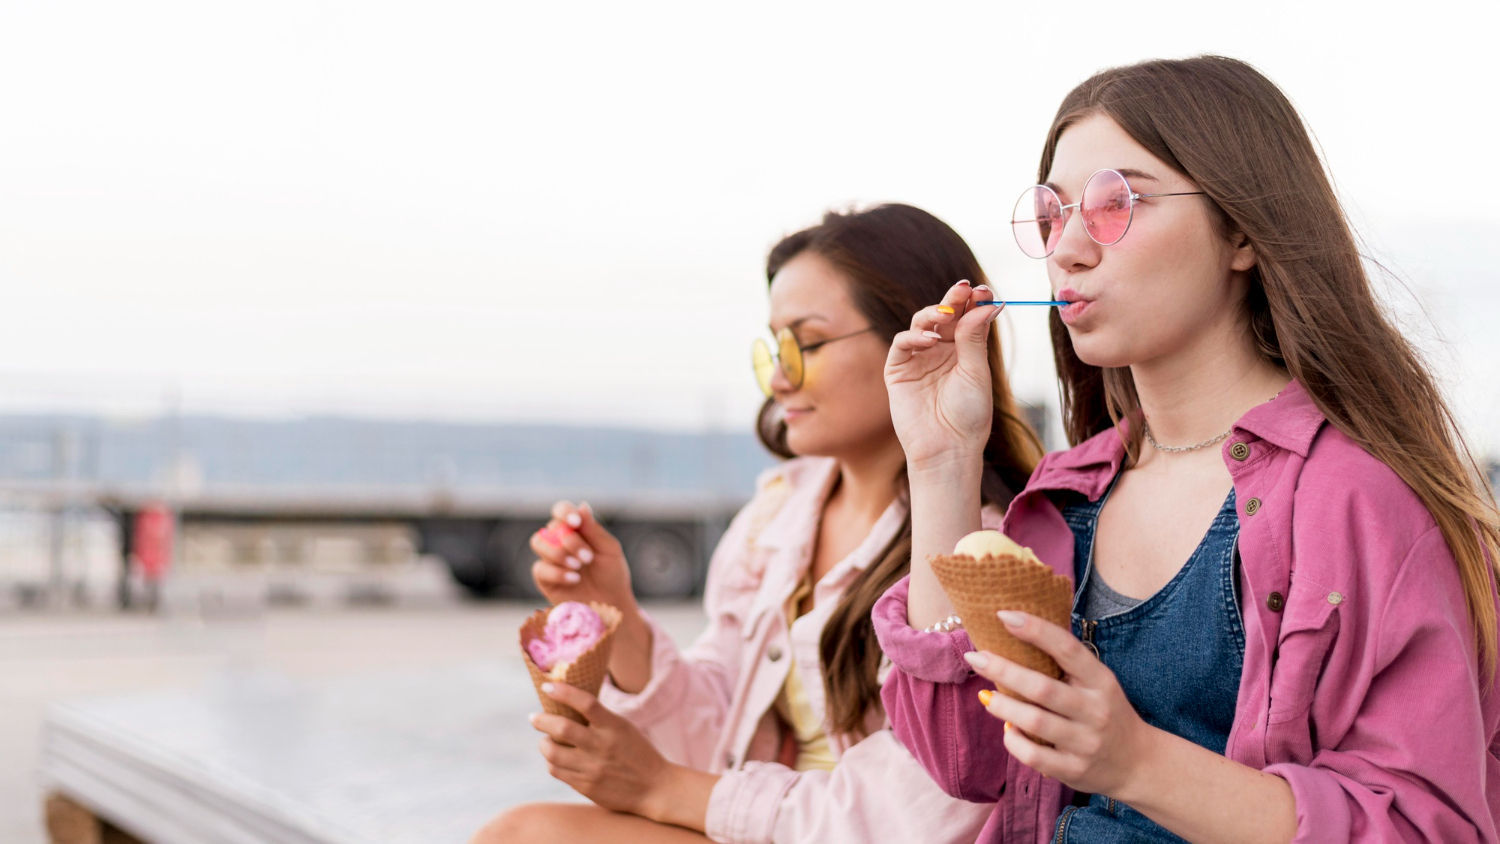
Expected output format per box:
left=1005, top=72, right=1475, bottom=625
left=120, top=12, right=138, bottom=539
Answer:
left=751, top=339, right=775, bottom=396
left=777, top=328, right=804, bottom=389
left=1012, top=186, right=1064, bottom=258
left=1081, top=169, right=1132, bottom=245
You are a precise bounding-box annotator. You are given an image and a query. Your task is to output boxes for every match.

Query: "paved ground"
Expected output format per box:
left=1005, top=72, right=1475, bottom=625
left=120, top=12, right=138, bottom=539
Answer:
left=0, top=596, right=709, bottom=844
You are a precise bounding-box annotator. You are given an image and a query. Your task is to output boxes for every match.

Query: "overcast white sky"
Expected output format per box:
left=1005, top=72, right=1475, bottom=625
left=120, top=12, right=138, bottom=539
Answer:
left=0, top=1, right=1495, bottom=453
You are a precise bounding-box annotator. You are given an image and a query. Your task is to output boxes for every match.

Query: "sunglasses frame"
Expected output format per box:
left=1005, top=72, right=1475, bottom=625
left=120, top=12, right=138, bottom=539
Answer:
left=752, top=325, right=877, bottom=397
left=1012, top=168, right=1206, bottom=258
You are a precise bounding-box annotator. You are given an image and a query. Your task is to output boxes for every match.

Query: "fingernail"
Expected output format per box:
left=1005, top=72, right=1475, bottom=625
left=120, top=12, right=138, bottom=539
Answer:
left=998, top=610, right=1024, bottom=627
left=936, top=305, right=955, bottom=315
left=566, top=513, right=582, bottom=528
left=955, top=279, right=971, bottom=286
left=565, top=572, right=581, bottom=584
left=973, top=285, right=992, bottom=294
left=565, top=556, right=582, bottom=570
left=922, top=330, right=943, bottom=340
left=1004, top=721, right=1014, bottom=733
left=963, top=651, right=989, bottom=669
left=541, top=682, right=555, bottom=695
left=578, top=548, right=594, bottom=564
left=978, top=689, right=994, bottom=706
left=528, top=712, right=540, bottom=725
left=985, top=305, right=1004, bottom=324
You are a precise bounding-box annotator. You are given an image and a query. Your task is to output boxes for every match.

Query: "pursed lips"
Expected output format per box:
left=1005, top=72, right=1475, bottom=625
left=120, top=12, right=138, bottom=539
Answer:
left=1056, top=288, right=1096, bottom=323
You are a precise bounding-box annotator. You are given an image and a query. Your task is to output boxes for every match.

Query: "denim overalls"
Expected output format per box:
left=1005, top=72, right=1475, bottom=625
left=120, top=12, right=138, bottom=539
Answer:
left=1052, top=478, right=1245, bottom=843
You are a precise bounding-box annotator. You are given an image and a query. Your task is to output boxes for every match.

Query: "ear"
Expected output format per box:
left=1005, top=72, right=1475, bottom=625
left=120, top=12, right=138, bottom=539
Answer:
left=1229, top=230, right=1257, bottom=273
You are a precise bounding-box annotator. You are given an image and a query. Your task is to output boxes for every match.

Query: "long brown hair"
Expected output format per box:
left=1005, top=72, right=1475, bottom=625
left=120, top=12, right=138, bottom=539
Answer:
left=757, top=204, right=1044, bottom=736
left=1041, top=56, right=1500, bottom=676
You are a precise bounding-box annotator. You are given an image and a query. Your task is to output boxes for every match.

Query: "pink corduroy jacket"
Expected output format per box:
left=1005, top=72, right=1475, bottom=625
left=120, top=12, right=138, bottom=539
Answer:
left=599, top=456, right=999, bottom=844
left=874, top=379, right=1500, bottom=843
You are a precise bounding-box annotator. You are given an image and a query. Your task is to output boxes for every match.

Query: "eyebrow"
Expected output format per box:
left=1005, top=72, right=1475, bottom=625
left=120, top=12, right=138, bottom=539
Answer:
left=769, top=315, right=827, bottom=332
left=1043, top=168, right=1162, bottom=195
left=1116, top=168, right=1159, bottom=183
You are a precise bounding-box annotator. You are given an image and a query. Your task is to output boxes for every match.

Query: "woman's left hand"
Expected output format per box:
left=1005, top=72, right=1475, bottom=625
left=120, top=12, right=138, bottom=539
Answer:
left=529, top=681, right=673, bottom=816
left=963, top=610, right=1157, bottom=798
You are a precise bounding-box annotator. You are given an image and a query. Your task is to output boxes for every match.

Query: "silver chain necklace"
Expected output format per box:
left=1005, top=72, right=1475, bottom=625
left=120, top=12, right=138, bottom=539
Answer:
left=1142, top=420, right=1233, bottom=453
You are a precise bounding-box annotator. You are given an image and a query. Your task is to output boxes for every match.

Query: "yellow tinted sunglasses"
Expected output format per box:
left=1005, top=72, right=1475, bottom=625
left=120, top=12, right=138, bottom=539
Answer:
left=751, top=325, right=876, bottom=397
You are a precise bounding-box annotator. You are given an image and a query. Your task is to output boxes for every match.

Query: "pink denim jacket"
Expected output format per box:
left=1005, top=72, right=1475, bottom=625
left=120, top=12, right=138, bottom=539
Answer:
left=599, top=456, right=1000, bottom=844
left=874, top=380, right=1500, bottom=843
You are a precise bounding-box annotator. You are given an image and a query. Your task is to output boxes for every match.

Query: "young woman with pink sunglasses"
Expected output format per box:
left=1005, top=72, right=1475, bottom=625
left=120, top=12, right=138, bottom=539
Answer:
left=471, top=204, right=1044, bottom=844
left=876, top=56, right=1500, bottom=843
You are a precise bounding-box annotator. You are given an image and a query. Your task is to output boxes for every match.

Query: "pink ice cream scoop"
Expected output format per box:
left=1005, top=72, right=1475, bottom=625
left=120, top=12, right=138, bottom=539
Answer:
left=525, top=602, right=606, bottom=671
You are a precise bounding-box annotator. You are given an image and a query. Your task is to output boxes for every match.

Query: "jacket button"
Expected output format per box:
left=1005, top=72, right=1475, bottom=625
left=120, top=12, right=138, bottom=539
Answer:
left=1245, top=497, right=1262, bottom=516
left=1267, top=591, right=1285, bottom=612
left=767, top=646, right=783, bottom=662
left=1328, top=592, right=1343, bottom=605
left=1230, top=442, right=1250, bottom=461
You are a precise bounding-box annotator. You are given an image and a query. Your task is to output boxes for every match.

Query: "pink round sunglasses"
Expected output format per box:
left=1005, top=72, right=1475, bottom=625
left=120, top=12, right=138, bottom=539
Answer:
left=1012, top=168, right=1205, bottom=259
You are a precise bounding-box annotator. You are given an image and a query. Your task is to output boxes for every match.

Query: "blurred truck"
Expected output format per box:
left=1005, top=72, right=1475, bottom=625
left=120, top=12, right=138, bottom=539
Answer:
left=0, top=415, right=775, bottom=601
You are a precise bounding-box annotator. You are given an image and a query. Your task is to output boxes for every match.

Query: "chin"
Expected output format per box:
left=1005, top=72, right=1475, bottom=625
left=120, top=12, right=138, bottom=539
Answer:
left=1068, top=332, right=1137, bottom=369
left=783, top=426, right=836, bottom=458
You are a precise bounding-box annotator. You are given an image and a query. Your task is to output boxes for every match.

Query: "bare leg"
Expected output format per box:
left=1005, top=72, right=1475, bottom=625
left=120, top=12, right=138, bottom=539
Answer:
left=470, top=802, right=711, bottom=844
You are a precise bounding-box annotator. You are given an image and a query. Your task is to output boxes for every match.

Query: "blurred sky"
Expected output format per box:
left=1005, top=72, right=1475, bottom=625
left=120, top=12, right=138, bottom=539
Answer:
left=0, top=1, right=1495, bottom=452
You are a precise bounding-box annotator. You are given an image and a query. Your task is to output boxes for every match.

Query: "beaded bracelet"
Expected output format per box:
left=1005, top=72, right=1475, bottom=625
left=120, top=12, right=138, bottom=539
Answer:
left=922, top=614, right=964, bottom=633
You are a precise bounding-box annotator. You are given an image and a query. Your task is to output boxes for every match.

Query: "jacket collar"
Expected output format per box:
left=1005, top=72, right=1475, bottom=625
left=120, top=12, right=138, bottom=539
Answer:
left=1029, top=424, right=1127, bottom=501
left=1029, top=379, right=1326, bottom=499
left=752, top=457, right=839, bottom=553
left=752, top=456, right=906, bottom=575
left=1232, top=378, right=1325, bottom=458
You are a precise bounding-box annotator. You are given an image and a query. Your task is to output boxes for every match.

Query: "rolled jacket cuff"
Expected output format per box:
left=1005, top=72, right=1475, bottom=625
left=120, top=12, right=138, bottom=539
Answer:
left=597, top=608, right=683, bottom=727
left=705, top=763, right=800, bottom=844
left=1261, top=762, right=1351, bottom=843
left=873, top=575, right=976, bottom=685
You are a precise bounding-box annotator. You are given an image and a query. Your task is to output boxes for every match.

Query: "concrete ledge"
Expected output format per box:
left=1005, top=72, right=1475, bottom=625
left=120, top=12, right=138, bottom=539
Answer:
left=40, top=662, right=581, bottom=844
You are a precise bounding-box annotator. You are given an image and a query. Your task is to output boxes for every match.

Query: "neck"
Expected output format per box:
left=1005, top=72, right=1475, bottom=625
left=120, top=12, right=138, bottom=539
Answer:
left=1130, top=312, right=1289, bottom=451
left=829, top=438, right=906, bottom=522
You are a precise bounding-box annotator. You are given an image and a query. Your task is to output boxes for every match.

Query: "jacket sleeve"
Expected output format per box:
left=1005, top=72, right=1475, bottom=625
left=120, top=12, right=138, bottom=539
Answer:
left=873, top=575, right=1011, bottom=803
left=1263, top=525, right=1500, bottom=843
left=703, top=730, right=994, bottom=844
left=871, top=504, right=1015, bottom=802
left=597, top=481, right=773, bottom=771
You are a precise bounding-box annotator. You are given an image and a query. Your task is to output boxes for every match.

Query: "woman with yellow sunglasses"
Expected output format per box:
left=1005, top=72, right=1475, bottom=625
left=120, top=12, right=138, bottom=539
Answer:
left=474, top=203, right=1044, bottom=844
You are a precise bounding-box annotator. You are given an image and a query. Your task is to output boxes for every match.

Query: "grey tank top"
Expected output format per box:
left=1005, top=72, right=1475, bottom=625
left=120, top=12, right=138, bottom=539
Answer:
left=1080, top=569, right=1144, bottom=619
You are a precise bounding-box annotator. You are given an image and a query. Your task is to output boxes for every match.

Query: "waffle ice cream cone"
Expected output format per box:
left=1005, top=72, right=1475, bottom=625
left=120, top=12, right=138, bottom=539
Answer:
left=930, top=532, right=1073, bottom=702
left=519, top=601, right=623, bottom=725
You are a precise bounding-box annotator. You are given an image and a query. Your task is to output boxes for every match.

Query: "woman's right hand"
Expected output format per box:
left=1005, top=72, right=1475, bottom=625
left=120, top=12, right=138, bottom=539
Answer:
left=884, top=281, right=1004, bottom=470
left=530, top=501, right=638, bottom=616
left=887, top=281, right=1001, bottom=628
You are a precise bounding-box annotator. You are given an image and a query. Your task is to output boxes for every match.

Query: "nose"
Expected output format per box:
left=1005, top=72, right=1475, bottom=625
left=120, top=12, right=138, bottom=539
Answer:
left=1049, top=204, right=1101, bottom=273
left=768, top=356, right=797, bottom=396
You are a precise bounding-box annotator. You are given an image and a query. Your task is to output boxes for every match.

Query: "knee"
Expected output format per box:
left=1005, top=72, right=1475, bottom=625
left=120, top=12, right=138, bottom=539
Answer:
left=469, top=803, right=560, bottom=844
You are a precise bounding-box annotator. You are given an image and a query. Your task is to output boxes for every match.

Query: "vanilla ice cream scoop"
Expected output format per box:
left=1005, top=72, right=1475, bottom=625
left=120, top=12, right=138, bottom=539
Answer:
left=931, top=528, right=1072, bottom=688
left=953, top=529, right=1040, bottom=564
